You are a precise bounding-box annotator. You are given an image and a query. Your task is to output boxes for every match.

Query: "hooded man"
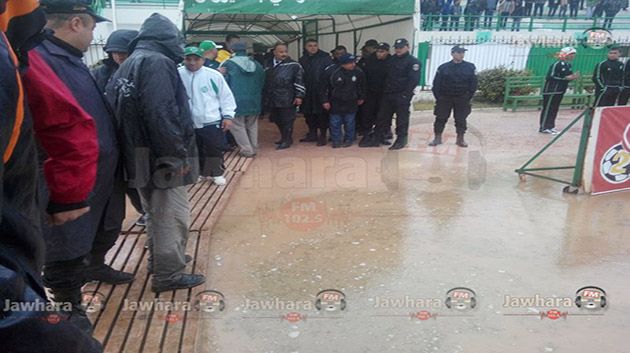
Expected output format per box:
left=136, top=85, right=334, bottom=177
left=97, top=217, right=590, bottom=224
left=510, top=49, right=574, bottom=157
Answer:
left=107, top=13, right=205, bottom=293
left=92, top=29, right=137, bottom=91
left=179, top=46, right=236, bottom=185
left=223, top=42, right=265, bottom=157
left=298, top=38, right=335, bottom=145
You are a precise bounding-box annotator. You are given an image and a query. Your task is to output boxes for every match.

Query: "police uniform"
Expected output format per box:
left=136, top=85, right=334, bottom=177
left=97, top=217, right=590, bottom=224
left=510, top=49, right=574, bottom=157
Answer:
left=593, top=56, right=624, bottom=107
left=370, top=38, right=421, bottom=150
left=540, top=57, right=574, bottom=132
left=430, top=46, right=477, bottom=147
left=618, top=59, right=630, bottom=105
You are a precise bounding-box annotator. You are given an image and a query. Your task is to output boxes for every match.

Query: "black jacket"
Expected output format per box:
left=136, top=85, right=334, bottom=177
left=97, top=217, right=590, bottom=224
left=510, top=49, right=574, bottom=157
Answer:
left=321, top=65, right=366, bottom=114
left=593, top=59, right=625, bottom=92
left=383, top=52, right=421, bottom=97
left=263, top=57, right=305, bottom=109
left=91, top=58, right=117, bottom=92
left=543, top=60, right=573, bottom=94
left=432, top=60, right=478, bottom=99
left=107, top=13, right=199, bottom=189
left=623, top=60, right=630, bottom=89
left=361, top=54, right=390, bottom=94
left=299, top=50, right=334, bottom=114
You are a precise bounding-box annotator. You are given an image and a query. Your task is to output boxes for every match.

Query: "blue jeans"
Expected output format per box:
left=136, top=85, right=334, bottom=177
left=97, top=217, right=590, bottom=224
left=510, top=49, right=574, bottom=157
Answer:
left=329, top=113, right=356, bottom=144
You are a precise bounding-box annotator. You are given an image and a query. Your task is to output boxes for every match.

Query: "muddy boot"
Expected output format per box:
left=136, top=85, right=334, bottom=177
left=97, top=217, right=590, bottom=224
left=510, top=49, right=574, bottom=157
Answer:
left=277, top=125, right=293, bottom=150
left=299, top=130, right=317, bottom=142
left=456, top=133, right=468, bottom=148
left=49, top=287, right=93, bottom=335
left=389, top=136, right=408, bottom=150
left=317, top=129, right=327, bottom=146
left=428, top=134, right=442, bottom=146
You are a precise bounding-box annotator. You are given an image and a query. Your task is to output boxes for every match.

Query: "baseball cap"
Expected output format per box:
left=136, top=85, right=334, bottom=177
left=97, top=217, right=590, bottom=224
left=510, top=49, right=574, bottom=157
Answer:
left=184, top=46, right=203, bottom=57
left=393, top=38, right=409, bottom=48
left=362, top=39, right=379, bottom=49
left=560, top=46, right=577, bottom=55
left=338, top=54, right=357, bottom=64
left=376, top=42, right=390, bottom=51
left=199, top=40, right=223, bottom=52
left=451, top=45, right=467, bottom=52
left=40, top=0, right=110, bottom=23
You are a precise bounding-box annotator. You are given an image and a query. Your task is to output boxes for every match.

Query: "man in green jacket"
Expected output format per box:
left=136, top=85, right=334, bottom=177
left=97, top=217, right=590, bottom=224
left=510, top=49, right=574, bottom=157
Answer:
left=222, top=42, right=265, bottom=157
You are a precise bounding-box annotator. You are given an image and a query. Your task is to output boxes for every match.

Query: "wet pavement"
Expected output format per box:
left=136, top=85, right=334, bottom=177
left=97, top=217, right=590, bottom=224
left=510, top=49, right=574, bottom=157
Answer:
left=197, top=109, right=630, bottom=353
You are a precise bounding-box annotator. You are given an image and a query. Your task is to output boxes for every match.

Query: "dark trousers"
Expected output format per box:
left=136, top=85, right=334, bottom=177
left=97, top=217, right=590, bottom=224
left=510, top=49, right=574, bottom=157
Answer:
left=374, top=93, right=412, bottom=139
left=569, top=2, right=578, bottom=16
left=88, top=174, right=126, bottom=270
left=270, top=107, right=297, bottom=143
left=540, top=92, right=564, bottom=130
left=304, top=113, right=329, bottom=135
left=524, top=2, right=533, bottom=15
left=434, top=95, right=471, bottom=134
left=126, top=186, right=144, bottom=214
left=359, top=91, right=383, bottom=133
left=484, top=9, right=495, bottom=27
left=595, top=88, right=621, bottom=107
left=195, top=124, right=225, bottom=177
left=618, top=88, right=630, bottom=105
left=533, top=3, right=544, bottom=16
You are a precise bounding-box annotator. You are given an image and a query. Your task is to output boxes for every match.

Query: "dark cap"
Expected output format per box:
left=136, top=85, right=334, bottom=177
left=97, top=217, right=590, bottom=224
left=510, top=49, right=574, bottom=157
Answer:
left=451, top=45, right=467, bottom=53
left=231, top=42, right=247, bottom=53
left=376, top=42, right=390, bottom=51
left=40, top=0, right=110, bottom=23
left=393, top=38, right=409, bottom=48
left=338, top=53, right=357, bottom=64
left=363, top=39, right=379, bottom=48
left=104, top=29, right=138, bottom=53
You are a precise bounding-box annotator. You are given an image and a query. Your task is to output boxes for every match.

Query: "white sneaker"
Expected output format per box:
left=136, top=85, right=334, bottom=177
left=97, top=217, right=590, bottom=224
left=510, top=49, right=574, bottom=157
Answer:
left=549, top=128, right=560, bottom=134
left=541, top=129, right=555, bottom=134
left=197, top=176, right=206, bottom=183
left=212, top=176, right=227, bottom=186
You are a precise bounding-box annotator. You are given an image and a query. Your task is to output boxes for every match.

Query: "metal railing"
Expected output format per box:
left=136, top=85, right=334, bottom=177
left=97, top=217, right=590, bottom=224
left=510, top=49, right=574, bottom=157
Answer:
left=422, top=14, right=630, bottom=32
left=105, top=0, right=179, bottom=8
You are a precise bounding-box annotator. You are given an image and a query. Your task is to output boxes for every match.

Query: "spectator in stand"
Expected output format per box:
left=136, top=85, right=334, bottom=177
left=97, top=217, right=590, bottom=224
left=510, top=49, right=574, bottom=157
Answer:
left=559, top=0, right=569, bottom=15
left=450, top=0, right=463, bottom=29
left=440, top=0, right=454, bottom=31
left=512, top=0, right=524, bottom=30
left=586, top=0, right=601, bottom=18
left=569, top=0, right=580, bottom=16
left=533, top=0, right=545, bottom=16
left=464, top=0, right=482, bottom=30
left=484, top=0, right=497, bottom=27
left=498, top=0, right=512, bottom=28
left=548, top=0, right=559, bottom=16
left=524, top=0, right=534, bottom=15
left=603, top=0, right=626, bottom=28
left=422, top=0, right=438, bottom=29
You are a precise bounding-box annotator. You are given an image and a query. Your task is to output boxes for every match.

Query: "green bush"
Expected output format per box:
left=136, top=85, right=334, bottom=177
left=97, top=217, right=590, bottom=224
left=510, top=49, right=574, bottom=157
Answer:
left=477, top=66, right=533, bottom=103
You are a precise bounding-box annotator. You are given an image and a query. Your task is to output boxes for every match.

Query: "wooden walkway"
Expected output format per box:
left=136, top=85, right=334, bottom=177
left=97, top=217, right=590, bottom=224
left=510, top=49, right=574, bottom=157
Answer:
left=83, top=150, right=252, bottom=353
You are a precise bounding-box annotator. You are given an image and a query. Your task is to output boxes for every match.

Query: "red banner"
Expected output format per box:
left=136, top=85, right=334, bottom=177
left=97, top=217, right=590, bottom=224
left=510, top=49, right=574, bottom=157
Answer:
left=585, top=107, right=630, bottom=195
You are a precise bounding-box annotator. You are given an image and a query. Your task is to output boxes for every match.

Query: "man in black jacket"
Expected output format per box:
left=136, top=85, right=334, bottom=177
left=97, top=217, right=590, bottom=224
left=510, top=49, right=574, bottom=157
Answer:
left=593, top=47, right=624, bottom=107
left=364, top=38, right=421, bottom=150
left=298, top=39, right=334, bottom=146
left=321, top=54, right=366, bottom=148
left=358, top=42, right=391, bottom=147
left=538, top=47, right=579, bottom=134
left=429, top=46, right=478, bottom=147
left=264, top=42, right=305, bottom=150
left=92, top=29, right=137, bottom=92
left=107, top=13, right=205, bottom=293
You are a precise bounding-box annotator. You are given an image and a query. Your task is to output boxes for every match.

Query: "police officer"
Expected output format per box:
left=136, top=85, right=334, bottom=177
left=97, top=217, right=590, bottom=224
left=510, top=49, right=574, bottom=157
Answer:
left=429, top=45, right=477, bottom=147
left=618, top=58, right=630, bottom=105
left=593, top=46, right=624, bottom=107
left=365, top=38, right=421, bottom=150
left=358, top=42, right=391, bottom=146
left=538, top=47, right=580, bottom=135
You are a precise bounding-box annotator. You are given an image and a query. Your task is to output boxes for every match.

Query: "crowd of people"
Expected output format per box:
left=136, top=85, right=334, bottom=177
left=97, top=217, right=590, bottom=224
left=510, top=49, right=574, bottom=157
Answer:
left=422, top=0, right=629, bottom=31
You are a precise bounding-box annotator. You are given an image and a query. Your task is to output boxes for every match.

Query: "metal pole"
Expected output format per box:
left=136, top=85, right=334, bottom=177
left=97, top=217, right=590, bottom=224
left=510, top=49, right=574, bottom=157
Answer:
left=111, top=0, right=118, bottom=31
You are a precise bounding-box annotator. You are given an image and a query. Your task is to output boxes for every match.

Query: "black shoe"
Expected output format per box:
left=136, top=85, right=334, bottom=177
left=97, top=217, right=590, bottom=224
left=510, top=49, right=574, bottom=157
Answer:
left=276, top=142, right=291, bottom=150
left=148, top=255, right=193, bottom=275
left=151, top=273, right=206, bottom=293
left=385, top=130, right=394, bottom=140
left=299, top=133, right=318, bottom=142
left=428, top=134, right=443, bottom=146
left=85, top=264, right=135, bottom=284
left=380, top=138, right=392, bottom=146
left=317, top=133, right=327, bottom=146
left=389, top=137, right=408, bottom=150
left=135, top=214, right=147, bottom=227
left=332, top=142, right=342, bottom=148
left=275, top=140, right=282, bottom=145
left=342, top=141, right=353, bottom=148
left=67, top=308, right=94, bottom=335
left=359, top=135, right=380, bottom=148
left=456, top=133, right=468, bottom=148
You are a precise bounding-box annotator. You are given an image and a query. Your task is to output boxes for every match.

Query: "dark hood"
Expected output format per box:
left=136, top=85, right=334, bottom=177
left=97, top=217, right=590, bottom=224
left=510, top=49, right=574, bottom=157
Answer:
left=128, top=13, right=184, bottom=63
left=104, top=29, right=138, bottom=53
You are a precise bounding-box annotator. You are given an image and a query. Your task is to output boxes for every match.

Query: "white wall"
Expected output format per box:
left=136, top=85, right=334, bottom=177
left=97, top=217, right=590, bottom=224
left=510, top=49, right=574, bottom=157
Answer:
left=94, top=7, right=182, bottom=43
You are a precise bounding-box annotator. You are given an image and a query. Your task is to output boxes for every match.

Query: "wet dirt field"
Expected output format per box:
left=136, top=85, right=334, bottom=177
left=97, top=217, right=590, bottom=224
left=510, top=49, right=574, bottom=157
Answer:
left=196, top=108, right=630, bottom=353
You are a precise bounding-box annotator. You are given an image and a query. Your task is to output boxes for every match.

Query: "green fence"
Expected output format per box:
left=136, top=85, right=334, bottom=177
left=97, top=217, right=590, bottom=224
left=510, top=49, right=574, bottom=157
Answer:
left=525, top=46, right=610, bottom=77
left=105, top=0, right=179, bottom=7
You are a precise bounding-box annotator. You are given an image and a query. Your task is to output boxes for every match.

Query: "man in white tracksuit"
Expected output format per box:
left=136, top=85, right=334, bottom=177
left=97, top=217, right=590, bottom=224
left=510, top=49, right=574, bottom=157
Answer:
left=179, top=46, right=237, bottom=185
